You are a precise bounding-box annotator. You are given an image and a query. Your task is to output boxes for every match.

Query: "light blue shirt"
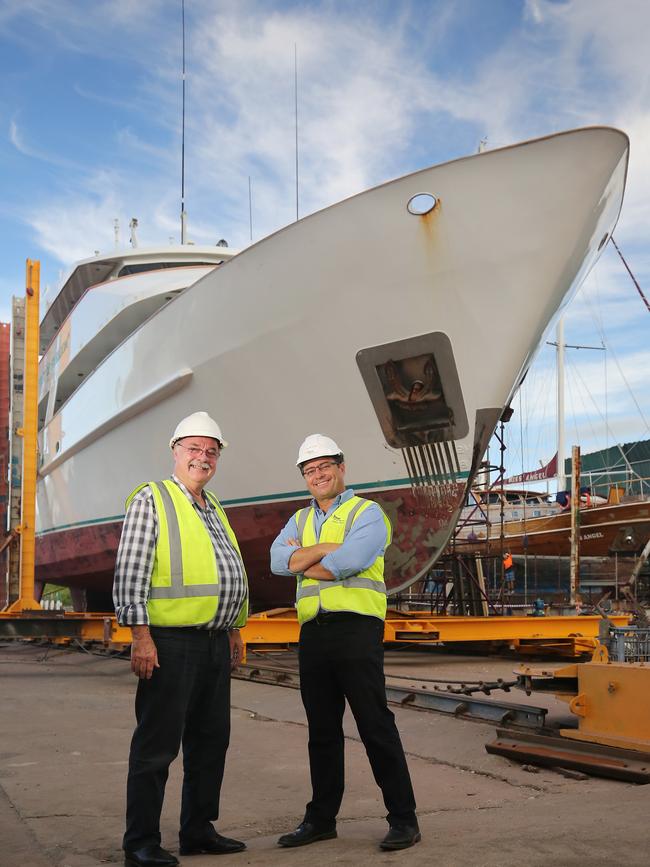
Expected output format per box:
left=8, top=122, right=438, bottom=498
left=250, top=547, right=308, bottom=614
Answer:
left=269, top=488, right=388, bottom=580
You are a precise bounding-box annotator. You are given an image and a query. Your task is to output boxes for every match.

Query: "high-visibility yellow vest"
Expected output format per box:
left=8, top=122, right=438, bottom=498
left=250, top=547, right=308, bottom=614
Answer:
left=126, top=480, right=248, bottom=628
left=294, top=495, right=391, bottom=625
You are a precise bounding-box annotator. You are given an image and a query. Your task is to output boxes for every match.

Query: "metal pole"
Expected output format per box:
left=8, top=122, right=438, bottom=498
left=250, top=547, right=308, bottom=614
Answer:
left=556, top=319, right=565, bottom=490
left=180, top=0, right=188, bottom=243
left=569, top=445, right=580, bottom=608
left=294, top=43, right=299, bottom=221
left=248, top=176, right=253, bottom=242
left=6, top=260, right=41, bottom=612
left=4, top=297, right=25, bottom=608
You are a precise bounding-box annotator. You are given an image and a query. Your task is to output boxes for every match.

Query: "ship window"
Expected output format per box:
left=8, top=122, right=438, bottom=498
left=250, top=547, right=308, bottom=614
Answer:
left=117, top=261, right=220, bottom=277
left=38, top=395, right=48, bottom=430
left=407, top=193, right=437, bottom=215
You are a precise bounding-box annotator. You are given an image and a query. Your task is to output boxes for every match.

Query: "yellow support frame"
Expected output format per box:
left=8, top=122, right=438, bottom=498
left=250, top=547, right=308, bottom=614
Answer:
left=0, top=611, right=133, bottom=646
left=238, top=609, right=629, bottom=654
left=0, top=610, right=630, bottom=655
left=520, top=645, right=650, bottom=752
left=5, top=260, right=41, bottom=613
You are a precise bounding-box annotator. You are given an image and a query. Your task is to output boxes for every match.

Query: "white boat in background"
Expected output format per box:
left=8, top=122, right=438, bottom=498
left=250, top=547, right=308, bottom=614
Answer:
left=34, top=126, right=630, bottom=611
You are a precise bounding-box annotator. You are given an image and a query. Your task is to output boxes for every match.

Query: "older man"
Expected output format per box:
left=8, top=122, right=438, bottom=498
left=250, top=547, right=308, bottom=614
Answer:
left=270, top=434, right=419, bottom=852
left=113, top=411, right=248, bottom=867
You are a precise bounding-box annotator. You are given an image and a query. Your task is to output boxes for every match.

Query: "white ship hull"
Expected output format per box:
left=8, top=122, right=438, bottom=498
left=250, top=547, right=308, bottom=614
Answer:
left=35, top=127, right=629, bottom=610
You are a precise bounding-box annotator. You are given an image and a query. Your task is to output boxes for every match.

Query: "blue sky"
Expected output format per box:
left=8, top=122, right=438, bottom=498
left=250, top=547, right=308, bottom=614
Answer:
left=1, top=0, right=649, bottom=479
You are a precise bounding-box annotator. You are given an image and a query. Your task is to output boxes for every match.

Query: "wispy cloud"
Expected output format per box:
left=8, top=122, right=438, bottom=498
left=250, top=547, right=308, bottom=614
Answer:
left=9, top=118, right=82, bottom=171
left=0, top=0, right=647, bottom=471
left=9, top=0, right=649, bottom=258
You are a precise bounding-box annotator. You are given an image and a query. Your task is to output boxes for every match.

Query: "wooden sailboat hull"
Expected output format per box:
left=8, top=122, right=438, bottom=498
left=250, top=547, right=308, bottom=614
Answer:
left=455, top=500, right=650, bottom=558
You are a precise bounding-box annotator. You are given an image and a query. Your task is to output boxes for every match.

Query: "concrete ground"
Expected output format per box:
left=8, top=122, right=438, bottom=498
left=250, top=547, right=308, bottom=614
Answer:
left=1, top=641, right=648, bottom=867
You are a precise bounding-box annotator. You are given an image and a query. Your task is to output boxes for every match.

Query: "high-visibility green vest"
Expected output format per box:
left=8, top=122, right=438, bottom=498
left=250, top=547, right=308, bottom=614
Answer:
left=294, top=495, right=390, bottom=625
left=126, top=480, right=248, bottom=628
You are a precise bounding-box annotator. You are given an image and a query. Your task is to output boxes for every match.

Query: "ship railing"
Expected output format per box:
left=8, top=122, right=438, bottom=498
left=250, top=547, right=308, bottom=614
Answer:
left=582, top=470, right=650, bottom=501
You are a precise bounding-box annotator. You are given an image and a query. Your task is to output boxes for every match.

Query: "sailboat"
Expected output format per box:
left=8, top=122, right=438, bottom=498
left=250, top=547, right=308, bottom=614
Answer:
left=452, top=315, right=650, bottom=594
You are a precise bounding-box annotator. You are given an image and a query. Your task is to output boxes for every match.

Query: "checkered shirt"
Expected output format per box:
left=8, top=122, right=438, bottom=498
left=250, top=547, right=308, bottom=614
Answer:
left=113, top=475, right=247, bottom=630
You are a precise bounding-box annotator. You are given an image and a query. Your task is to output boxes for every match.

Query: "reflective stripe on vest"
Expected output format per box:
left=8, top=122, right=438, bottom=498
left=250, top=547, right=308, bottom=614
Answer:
left=296, top=576, right=386, bottom=598
left=294, top=495, right=390, bottom=625
left=125, top=480, right=248, bottom=627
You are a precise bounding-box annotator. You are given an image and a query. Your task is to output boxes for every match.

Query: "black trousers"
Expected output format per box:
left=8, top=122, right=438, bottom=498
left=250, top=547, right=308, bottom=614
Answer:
left=123, top=627, right=231, bottom=851
left=298, top=613, right=417, bottom=829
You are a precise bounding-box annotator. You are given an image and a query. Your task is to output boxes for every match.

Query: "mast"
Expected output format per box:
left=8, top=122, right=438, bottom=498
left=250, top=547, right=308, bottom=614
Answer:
left=180, top=0, right=188, bottom=244
left=294, top=43, right=299, bottom=222
left=556, top=318, right=565, bottom=490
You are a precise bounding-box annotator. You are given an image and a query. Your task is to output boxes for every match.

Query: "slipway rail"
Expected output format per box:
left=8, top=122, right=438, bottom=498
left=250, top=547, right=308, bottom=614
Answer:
left=234, top=657, right=548, bottom=728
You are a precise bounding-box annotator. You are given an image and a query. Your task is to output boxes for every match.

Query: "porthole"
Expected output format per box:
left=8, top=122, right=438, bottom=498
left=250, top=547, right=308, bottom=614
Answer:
left=407, top=193, right=438, bottom=215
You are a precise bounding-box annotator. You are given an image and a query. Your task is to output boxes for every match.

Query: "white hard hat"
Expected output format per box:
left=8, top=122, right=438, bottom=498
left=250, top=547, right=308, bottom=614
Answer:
left=296, top=433, right=343, bottom=467
left=170, top=411, right=228, bottom=449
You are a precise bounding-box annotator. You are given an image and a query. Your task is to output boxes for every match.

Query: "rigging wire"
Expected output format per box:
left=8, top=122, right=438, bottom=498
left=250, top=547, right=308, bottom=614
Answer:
left=570, top=354, right=649, bottom=444
left=525, top=348, right=557, bottom=469
left=518, top=388, right=525, bottom=480
left=585, top=265, right=609, bottom=453
left=611, top=236, right=650, bottom=315
left=565, top=352, right=601, bottom=452
left=501, top=354, right=555, bottom=479
left=565, top=254, right=649, bottom=448
left=600, top=339, right=650, bottom=437
left=564, top=357, right=582, bottom=462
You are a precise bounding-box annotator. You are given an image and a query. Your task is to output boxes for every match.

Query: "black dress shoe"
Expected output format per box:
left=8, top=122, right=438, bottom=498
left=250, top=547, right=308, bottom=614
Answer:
left=124, top=845, right=179, bottom=867
left=179, top=833, right=246, bottom=855
left=379, top=824, right=422, bottom=850
left=277, top=821, right=337, bottom=848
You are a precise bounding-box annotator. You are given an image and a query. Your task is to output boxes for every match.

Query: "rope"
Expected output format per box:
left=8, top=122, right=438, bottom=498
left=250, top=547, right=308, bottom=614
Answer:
left=611, top=236, right=650, bottom=314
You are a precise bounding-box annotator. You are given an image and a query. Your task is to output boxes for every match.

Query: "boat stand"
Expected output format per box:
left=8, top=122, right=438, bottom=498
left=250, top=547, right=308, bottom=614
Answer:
left=486, top=623, right=650, bottom=781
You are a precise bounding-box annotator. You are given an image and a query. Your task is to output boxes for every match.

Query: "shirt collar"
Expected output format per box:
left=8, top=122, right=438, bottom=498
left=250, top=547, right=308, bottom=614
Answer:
left=172, top=474, right=213, bottom=510
left=310, top=487, right=354, bottom=515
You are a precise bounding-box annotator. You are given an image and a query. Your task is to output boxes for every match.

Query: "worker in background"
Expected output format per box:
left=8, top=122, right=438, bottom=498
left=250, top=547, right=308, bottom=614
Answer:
left=503, top=551, right=515, bottom=594
left=113, top=411, right=249, bottom=867
left=270, top=434, right=420, bottom=852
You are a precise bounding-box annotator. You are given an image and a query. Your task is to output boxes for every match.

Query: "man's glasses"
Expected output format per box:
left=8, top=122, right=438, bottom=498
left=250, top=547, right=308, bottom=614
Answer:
left=302, top=461, right=338, bottom=480
left=175, top=442, right=220, bottom=460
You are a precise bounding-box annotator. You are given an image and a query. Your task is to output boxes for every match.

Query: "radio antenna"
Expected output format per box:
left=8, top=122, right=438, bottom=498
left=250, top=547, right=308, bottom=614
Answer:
left=294, top=43, right=299, bottom=222
left=248, top=176, right=253, bottom=241
left=180, top=0, right=188, bottom=244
